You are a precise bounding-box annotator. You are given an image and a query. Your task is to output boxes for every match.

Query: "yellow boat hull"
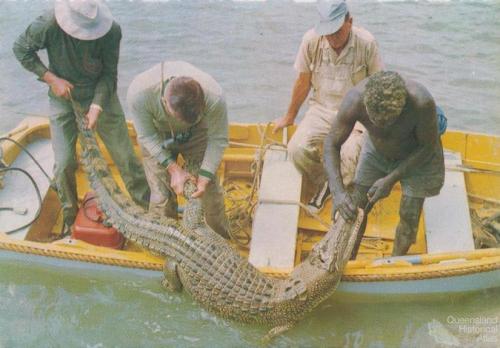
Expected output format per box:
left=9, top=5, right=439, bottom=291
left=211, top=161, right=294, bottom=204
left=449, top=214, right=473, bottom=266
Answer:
left=1, top=117, right=499, bottom=296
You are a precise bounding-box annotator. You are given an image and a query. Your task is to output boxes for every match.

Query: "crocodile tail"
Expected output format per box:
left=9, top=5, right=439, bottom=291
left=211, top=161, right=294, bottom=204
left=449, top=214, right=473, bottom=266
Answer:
left=71, top=100, right=192, bottom=257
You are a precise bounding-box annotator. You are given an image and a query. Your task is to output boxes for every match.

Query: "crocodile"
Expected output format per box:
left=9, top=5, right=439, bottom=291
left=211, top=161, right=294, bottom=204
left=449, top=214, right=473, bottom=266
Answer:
left=72, top=99, right=364, bottom=336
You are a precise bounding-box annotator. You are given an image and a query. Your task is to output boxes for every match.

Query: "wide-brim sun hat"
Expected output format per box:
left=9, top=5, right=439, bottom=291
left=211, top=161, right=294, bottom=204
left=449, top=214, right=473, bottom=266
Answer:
left=314, top=0, right=349, bottom=36
left=55, top=0, right=113, bottom=41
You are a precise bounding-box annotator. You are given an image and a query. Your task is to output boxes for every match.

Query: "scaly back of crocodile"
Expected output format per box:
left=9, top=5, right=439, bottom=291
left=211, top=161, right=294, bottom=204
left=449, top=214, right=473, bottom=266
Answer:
left=73, top=100, right=363, bottom=327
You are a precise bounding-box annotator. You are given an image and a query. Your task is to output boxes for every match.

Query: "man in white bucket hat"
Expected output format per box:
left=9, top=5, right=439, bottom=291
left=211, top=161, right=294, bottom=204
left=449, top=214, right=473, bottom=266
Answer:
left=13, top=0, right=150, bottom=234
left=273, top=0, right=384, bottom=214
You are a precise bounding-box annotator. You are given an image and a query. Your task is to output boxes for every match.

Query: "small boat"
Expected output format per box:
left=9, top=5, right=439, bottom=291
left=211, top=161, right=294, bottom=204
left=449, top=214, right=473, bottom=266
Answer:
left=1, top=117, right=499, bottom=298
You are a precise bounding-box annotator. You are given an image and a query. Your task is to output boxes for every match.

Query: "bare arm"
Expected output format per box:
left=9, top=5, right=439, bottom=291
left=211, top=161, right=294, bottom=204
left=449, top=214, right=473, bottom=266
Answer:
left=273, top=72, right=311, bottom=133
left=324, top=90, right=359, bottom=196
left=323, top=90, right=361, bottom=220
left=285, top=72, right=311, bottom=120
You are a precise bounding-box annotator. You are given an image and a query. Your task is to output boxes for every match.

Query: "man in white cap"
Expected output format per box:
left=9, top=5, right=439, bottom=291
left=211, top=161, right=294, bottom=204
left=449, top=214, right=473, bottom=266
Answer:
left=273, top=0, right=384, bottom=213
left=13, top=0, right=150, bottom=234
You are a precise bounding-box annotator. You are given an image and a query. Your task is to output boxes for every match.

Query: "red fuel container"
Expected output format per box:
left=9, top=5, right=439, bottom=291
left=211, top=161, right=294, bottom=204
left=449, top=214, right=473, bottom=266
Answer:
left=72, top=192, right=124, bottom=249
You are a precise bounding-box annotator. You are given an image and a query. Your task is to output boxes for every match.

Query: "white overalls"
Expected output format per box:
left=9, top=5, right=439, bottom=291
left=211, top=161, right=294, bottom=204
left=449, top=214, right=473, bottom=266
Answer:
left=288, top=26, right=383, bottom=192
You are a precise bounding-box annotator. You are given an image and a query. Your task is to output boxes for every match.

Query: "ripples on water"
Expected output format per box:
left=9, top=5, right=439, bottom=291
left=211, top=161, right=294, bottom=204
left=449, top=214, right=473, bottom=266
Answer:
left=1, top=254, right=500, bottom=348
left=1, top=0, right=499, bottom=347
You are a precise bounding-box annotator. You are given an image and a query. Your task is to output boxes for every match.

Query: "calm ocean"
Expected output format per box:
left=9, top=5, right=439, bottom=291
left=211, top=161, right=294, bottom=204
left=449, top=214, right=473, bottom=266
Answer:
left=0, top=0, right=499, bottom=347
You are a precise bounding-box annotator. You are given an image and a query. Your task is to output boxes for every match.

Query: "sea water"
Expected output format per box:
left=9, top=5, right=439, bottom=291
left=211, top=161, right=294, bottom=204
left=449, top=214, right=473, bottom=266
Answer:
left=0, top=1, right=499, bottom=347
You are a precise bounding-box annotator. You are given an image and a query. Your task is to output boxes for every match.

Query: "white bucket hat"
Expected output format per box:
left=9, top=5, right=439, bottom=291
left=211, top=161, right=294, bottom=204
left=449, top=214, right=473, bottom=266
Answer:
left=314, top=0, right=349, bottom=36
left=55, top=0, right=114, bottom=41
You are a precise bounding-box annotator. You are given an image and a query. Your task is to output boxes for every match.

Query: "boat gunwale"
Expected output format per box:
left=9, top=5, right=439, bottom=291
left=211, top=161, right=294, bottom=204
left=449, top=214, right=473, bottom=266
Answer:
left=1, top=233, right=499, bottom=282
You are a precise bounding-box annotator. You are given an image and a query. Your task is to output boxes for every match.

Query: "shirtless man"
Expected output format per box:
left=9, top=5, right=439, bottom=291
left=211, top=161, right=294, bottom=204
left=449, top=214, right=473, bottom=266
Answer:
left=324, top=71, right=445, bottom=257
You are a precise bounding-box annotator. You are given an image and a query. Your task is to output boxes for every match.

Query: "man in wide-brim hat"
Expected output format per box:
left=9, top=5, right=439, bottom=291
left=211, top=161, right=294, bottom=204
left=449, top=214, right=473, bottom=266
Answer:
left=13, top=0, right=150, bottom=234
left=273, top=0, right=384, bottom=215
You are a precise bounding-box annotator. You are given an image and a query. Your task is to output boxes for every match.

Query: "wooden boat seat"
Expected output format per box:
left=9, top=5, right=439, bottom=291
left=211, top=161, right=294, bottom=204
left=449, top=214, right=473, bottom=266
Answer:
left=248, top=147, right=302, bottom=273
left=423, top=151, right=475, bottom=253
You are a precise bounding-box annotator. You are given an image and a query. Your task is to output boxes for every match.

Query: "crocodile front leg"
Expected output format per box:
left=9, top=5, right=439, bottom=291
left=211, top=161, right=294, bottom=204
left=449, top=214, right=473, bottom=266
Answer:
left=161, top=259, right=183, bottom=292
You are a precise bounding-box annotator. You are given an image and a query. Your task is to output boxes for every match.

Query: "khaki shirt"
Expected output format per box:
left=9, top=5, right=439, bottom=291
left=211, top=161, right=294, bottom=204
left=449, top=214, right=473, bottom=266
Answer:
left=127, top=61, right=228, bottom=178
left=294, top=26, right=384, bottom=110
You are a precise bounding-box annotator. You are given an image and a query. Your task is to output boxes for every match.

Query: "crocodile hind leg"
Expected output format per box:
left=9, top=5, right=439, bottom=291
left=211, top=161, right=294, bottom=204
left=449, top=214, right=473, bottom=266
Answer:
left=161, top=259, right=183, bottom=292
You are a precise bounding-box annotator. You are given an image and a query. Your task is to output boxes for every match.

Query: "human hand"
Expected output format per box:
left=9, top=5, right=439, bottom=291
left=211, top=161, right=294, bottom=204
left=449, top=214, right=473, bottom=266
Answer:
left=168, top=164, right=193, bottom=196
left=333, top=191, right=357, bottom=222
left=367, top=176, right=396, bottom=206
left=85, top=106, right=101, bottom=130
left=191, top=176, right=211, bottom=198
left=272, top=114, right=295, bottom=134
left=44, top=72, right=74, bottom=99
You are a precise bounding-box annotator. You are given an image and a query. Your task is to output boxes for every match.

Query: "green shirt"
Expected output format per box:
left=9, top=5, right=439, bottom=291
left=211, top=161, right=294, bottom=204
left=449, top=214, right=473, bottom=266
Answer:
left=127, top=61, right=228, bottom=179
left=13, top=11, right=121, bottom=106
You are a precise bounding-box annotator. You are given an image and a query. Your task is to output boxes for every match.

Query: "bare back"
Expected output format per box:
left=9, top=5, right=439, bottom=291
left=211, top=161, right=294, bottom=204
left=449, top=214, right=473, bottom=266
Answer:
left=338, top=78, right=440, bottom=161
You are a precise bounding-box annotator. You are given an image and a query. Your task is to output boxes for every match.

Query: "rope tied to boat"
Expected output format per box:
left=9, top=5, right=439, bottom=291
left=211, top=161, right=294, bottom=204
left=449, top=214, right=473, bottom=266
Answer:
left=224, top=123, right=332, bottom=247
left=471, top=209, right=500, bottom=249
